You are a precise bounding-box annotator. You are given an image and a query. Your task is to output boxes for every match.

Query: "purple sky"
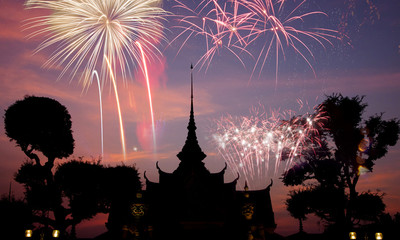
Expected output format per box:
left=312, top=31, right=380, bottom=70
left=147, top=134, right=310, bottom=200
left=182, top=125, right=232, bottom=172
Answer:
left=1, top=0, right=400, bottom=237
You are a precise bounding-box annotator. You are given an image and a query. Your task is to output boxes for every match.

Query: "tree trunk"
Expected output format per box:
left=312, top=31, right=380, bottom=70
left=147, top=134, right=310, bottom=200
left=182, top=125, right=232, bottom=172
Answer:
left=71, top=223, right=77, bottom=239
left=299, top=218, right=303, bottom=232
left=42, top=157, right=69, bottom=237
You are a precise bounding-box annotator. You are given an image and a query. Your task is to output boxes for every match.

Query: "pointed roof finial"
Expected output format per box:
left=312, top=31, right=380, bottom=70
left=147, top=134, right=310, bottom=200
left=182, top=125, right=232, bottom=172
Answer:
left=191, top=63, right=193, bottom=111
left=244, top=181, right=250, bottom=198
left=176, top=64, right=206, bottom=162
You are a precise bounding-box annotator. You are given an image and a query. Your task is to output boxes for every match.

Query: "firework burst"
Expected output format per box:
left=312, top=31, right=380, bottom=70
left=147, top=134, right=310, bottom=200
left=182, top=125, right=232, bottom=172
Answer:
left=25, top=0, right=167, bottom=88
left=240, top=0, right=341, bottom=83
left=171, top=0, right=255, bottom=71
left=171, top=0, right=341, bottom=81
left=211, top=104, right=326, bottom=189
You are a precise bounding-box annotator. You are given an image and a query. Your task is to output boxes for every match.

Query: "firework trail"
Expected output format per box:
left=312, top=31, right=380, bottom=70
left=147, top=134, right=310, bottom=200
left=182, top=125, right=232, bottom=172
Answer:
left=105, top=55, right=126, bottom=159
left=135, top=41, right=156, bottom=149
left=24, top=0, right=167, bottom=88
left=90, top=70, right=104, bottom=157
left=211, top=104, right=325, bottom=189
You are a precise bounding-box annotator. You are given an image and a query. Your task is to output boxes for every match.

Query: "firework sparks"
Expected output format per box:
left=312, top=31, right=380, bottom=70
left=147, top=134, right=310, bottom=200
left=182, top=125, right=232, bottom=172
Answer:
left=211, top=104, right=325, bottom=189
left=24, top=0, right=167, bottom=87
left=339, top=0, right=380, bottom=35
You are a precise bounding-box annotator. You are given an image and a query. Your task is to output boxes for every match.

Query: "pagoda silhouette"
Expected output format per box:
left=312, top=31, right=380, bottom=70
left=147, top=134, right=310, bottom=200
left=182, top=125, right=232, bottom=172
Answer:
left=111, top=66, right=278, bottom=240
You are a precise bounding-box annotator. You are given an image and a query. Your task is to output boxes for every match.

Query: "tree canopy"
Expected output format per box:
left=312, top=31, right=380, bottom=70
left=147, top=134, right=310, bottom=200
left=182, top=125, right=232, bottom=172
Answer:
left=14, top=158, right=143, bottom=238
left=4, top=96, right=144, bottom=238
left=282, top=94, right=400, bottom=234
left=4, top=95, right=74, bottom=167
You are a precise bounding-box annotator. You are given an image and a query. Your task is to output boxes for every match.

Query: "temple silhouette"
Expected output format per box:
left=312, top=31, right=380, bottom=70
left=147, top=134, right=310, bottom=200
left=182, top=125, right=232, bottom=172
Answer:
left=108, top=66, right=278, bottom=240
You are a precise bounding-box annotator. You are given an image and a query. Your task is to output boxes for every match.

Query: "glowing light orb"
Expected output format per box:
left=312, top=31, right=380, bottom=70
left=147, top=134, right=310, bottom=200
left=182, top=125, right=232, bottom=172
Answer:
left=52, top=229, right=60, bottom=238
left=25, top=230, right=33, bottom=238
left=375, top=232, right=383, bottom=240
left=358, top=165, right=369, bottom=175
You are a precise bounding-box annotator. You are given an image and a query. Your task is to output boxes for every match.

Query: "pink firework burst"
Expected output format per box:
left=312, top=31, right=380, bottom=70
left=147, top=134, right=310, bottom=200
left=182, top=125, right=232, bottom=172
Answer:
left=241, top=0, right=341, bottom=84
left=211, top=103, right=326, bottom=189
left=171, top=0, right=256, bottom=71
left=170, top=0, right=342, bottom=83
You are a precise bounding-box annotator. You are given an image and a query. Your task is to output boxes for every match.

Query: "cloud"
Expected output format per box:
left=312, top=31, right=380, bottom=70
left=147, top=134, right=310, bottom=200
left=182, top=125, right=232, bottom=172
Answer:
left=0, top=1, right=52, bottom=42
left=319, top=71, right=400, bottom=95
left=0, top=1, right=27, bottom=41
left=0, top=66, right=82, bottom=105
left=75, top=213, right=108, bottom=238
left=105, top=149, right=173, bottom=165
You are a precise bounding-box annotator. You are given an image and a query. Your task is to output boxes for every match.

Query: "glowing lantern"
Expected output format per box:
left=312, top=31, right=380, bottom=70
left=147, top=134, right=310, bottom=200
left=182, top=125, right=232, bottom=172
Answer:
left=25, top=229, right=33, bottom=238
left=349, top=232, right=357, bottom=239
left=52, top=229, right=60, bottom=238
left=375, top=232, right=383, bottom=240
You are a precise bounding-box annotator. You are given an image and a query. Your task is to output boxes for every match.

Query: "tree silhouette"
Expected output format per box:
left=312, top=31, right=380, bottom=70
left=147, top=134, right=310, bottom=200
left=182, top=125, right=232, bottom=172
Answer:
left=4, top=95, right=74, bottom=169
left=282, top=94, right=400, bottom=235
left=352, top=191, right=385, bottom=223
left=0, top=195, right=33, bottom=240
left=14, top=157, right=143, bottom=238
left=5, top=96, right=74, bottom=237
left=5, top=96, right=143, bottom=238
left=15, top=161, right=61, bottom=217
left=54, top=159, right=106, bottom=238
left=286, top=189, right=312, bottom=232
left=103, top=165, right=142, bottom=236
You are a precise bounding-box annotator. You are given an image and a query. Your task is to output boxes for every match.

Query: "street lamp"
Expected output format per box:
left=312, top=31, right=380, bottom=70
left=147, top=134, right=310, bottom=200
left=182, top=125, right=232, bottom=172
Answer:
left=349, top=232, right=357, bottom=239
left=25, top=230, right=33, bottom=238
left=375, top=232, right=383, bottom=240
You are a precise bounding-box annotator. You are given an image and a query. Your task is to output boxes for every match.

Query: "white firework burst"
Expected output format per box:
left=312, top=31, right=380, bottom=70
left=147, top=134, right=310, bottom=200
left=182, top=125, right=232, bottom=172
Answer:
left=25, top=0, right=167, bottom=87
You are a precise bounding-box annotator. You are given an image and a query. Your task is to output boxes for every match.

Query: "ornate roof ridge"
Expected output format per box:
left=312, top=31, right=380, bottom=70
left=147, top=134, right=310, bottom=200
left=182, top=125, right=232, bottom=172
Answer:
left=209, top=162, right=228, bottom=175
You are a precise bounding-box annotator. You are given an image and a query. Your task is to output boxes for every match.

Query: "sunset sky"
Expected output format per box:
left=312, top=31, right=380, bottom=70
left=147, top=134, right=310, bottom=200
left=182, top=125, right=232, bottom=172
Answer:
left=1, top=0, right=400, bottom=238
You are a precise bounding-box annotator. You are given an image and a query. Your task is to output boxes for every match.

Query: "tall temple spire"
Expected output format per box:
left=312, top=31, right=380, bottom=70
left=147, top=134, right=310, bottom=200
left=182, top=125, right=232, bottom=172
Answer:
left=176, top=64, right=206, bottom=162
left=191, top=63, right=194, bottom=119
